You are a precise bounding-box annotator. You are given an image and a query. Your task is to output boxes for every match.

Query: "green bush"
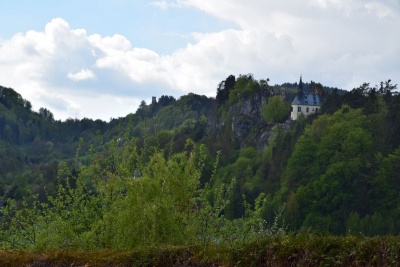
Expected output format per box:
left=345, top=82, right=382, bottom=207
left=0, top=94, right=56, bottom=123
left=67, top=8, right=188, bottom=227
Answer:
left=0, top=138, right=283, bottom=250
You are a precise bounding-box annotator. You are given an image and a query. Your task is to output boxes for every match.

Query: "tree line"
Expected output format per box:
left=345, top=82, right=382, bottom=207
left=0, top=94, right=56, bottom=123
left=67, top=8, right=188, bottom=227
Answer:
left=0, top=77, right=399, bottom=243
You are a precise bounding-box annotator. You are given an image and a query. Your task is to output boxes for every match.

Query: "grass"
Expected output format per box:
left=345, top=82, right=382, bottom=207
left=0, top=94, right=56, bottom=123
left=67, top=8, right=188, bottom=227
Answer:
left=1, top=234, right=400, bottom=266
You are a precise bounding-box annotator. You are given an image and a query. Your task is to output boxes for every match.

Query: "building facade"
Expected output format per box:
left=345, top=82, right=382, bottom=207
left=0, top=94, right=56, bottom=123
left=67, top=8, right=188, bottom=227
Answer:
left=290, top=76, right=322, bottom=120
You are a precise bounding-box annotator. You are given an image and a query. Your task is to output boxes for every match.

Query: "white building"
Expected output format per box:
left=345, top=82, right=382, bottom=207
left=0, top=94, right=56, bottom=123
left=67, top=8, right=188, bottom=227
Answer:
left=290, top=76, right=322, bottom=120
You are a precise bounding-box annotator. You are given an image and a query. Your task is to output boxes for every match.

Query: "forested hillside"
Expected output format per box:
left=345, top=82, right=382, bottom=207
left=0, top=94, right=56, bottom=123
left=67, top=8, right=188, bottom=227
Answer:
left=277, top=80, right=400, bottom=235
left=0, top=76, right=399, bottom=251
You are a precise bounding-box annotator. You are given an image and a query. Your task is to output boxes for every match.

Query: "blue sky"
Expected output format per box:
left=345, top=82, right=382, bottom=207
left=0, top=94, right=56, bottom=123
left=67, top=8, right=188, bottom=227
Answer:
left=0, top=0, right=399, bottom=120
left=0, top=0, right=233, bottom=54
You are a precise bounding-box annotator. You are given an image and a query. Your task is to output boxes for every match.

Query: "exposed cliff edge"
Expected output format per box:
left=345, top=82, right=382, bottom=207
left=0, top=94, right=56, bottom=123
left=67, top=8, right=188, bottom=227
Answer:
left=208, top=74, right=285, bottom=151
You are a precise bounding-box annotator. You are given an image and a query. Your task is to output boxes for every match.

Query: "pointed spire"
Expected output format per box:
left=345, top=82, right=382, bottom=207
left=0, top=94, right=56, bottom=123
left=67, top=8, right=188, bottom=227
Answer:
left=298, top=75, right=304, bottom=94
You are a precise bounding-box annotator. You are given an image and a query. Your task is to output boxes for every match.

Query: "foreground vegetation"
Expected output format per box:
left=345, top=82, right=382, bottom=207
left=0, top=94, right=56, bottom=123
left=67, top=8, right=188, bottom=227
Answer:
left=2, top=234, right=400, bottom=266
left=0, top=136, right=282, bottom=250
left=1, top=76, right=400, bottom=265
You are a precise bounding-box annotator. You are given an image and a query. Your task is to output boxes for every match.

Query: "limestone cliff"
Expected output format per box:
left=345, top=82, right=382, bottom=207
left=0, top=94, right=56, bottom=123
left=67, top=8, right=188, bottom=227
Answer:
left=208, top=88, right=276, bottom=151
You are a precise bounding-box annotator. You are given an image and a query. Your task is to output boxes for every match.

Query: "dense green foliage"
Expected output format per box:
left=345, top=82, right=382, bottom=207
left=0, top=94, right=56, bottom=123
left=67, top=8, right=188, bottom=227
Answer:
left=0, top=136, right=282, bottom=250
left=228, top=74, right=270, bottom=105
left=1, top=76, right=399, bottom=255
left=262, top=96, right=291, bottom=123
left=0, top=87, right=214, bottom=201
left=273, top=80, right=400, bottom=235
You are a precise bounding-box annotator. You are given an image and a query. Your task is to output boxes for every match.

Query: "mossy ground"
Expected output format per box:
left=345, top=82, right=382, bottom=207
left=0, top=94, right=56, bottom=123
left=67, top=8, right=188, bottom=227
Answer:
left=2, top=234, right=400, bottom=266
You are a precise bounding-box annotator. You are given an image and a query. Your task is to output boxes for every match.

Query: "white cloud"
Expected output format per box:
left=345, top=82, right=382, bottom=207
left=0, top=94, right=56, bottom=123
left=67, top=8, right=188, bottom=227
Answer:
left=364, top=1, right=394, bottom=18
left=0, top=18, right=172, bottom=120
left=176, top=0, right=400, bottom=88
left=67, top=69, right=96, bottom=82
left=0, top=1, right=399, bottom=120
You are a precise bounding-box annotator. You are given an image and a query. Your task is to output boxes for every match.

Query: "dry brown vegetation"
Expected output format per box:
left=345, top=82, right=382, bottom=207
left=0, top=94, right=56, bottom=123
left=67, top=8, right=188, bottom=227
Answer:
left=1, top=235, right=400, bottom=267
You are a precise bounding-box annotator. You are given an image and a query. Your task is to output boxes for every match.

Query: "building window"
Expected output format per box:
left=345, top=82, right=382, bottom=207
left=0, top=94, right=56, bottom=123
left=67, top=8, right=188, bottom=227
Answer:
left=298, top=106, right=301, bottom=112
left=291, top=106, right=293, bottom=111
left=306, top=107, right=309, bottom=113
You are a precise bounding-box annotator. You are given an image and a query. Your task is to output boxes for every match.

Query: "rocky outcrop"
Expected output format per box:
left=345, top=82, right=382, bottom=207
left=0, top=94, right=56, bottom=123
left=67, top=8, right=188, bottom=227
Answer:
left=208, top=89, right=276, bottom=151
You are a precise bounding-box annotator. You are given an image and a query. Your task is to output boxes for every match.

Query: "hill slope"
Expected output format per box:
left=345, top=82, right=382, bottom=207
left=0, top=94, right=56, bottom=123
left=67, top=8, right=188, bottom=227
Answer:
left=1, top=77, right=399, bottom=237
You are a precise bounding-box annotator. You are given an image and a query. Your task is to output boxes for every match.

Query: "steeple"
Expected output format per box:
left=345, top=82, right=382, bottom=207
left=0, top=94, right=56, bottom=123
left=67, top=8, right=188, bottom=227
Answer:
left=298, top=75, right=304, bottom=95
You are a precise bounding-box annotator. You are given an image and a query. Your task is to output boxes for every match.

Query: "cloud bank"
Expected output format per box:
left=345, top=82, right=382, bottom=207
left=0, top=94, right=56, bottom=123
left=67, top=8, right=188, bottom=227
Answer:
left=0, top=0, right=399, bottom=120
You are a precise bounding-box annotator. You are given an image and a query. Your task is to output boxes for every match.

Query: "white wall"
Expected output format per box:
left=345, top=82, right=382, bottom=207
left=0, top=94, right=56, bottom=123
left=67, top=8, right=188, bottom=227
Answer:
left=291, top=104, right=319, bottom=120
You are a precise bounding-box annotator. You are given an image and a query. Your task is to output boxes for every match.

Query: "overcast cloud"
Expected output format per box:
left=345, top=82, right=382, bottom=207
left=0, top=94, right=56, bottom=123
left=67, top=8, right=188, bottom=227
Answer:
left=0, top=0, right=399, bottom=120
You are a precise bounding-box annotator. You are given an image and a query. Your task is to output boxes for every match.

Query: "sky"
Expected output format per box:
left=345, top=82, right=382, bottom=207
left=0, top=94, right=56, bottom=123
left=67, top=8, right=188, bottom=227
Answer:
left=0, top=0, right=399, bottom=121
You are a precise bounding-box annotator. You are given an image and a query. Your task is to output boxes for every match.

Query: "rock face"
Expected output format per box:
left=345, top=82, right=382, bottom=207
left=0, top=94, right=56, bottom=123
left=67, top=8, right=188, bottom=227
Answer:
left=231, top=91, right=267, bottom=137
left=209, top=89, right=275, bottom=151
